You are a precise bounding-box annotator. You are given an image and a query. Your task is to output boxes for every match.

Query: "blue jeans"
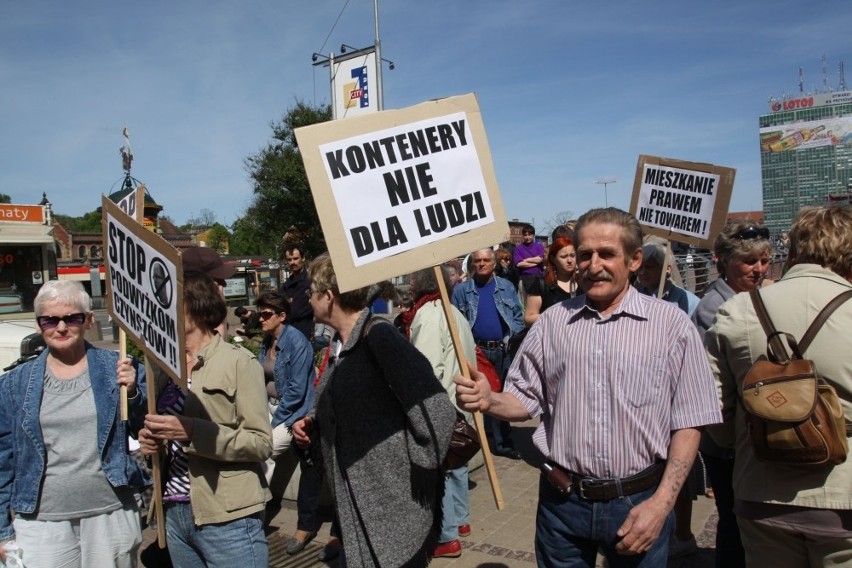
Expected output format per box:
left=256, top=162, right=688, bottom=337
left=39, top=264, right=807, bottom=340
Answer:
left=439, top=465, right=470, bottom=542
left=478, top=344, right=515, bottom=452
left=165, top=502, right=267, bottom=568
left=535, top=474, right=673, bottom=568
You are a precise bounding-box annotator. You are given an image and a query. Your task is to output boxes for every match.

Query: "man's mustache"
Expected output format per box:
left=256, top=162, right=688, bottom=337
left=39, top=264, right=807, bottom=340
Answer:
left=581, top=269, right=614, bottom=282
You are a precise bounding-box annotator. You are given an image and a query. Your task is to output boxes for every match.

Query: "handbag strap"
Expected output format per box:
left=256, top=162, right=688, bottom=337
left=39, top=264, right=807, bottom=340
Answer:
left=750, top=288, right=852, bottom=358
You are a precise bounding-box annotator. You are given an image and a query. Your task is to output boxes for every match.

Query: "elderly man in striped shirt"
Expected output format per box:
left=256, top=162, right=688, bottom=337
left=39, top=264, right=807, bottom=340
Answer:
left=457, top=207, right=721, bottom=567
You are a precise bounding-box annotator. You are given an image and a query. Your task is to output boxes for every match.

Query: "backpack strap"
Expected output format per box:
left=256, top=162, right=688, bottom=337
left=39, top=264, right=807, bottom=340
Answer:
left=799, top=289, right=852, bottom=353
left=750, top=288, right=852, bottom=361
left=749, top=290, right=797, bottom=362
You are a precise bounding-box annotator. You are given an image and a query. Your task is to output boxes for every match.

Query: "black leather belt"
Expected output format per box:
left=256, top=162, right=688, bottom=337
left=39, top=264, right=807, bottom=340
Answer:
left=542, top=461, right=665, bottom=501
left=475, top=339, right=503, bottom=350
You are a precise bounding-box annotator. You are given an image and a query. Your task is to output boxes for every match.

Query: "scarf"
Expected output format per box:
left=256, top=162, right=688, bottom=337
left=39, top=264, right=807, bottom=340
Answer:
left=401, top=292, right=441, bottom=339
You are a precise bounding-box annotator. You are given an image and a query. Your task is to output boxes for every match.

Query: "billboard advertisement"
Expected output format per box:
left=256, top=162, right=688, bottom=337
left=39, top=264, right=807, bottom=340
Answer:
left=760, top=116, right=852, bottom=153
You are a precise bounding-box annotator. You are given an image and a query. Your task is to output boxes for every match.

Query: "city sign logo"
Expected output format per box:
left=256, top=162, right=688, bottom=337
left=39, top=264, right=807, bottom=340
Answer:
left=343, top=65, right=369, bottom=110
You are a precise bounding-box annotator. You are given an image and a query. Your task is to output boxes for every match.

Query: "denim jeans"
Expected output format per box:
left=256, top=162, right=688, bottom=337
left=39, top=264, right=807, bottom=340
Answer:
left=478, top=344, right=515, bottom=452
left=535, top=474, right=673, bottom=568
left=439, top=465, right=470, bottom=542
left=165, top=502, right=267, bottom=568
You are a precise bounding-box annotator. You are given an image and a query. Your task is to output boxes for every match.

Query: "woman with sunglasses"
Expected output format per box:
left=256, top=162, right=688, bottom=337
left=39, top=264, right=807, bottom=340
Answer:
left=254, top=291, right=321, bottom=555
left=138, top=272, right=271, bottom=566
left=690, top=221, right=772, bottom=568
left=0, top=280, right=148, bottom=567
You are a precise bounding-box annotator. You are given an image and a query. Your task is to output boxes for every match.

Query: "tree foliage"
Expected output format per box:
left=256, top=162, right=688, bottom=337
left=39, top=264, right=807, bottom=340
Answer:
left=542, top=209, right=576, bottom=237
left=204, top=223, right=231, bottom=254
left=183, top=208, right=218, bottom=232
left=54, top=210, right=103, bottom=233
left=234, top=100, right=332, bottom=258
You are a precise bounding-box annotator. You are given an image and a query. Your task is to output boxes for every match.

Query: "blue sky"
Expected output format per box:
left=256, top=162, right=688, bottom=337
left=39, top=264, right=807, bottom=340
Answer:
left=1, top=1, right=850, bottom=233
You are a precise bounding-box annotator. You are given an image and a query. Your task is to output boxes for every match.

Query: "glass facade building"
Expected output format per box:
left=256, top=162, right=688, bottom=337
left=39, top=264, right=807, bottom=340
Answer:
left=759, top=90, right=852, bottom=236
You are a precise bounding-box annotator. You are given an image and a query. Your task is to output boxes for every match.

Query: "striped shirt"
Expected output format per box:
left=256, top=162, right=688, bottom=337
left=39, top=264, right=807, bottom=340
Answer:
left=505, top=286, right=721, bottom=479
left=158, top=379, right=191, bottom=501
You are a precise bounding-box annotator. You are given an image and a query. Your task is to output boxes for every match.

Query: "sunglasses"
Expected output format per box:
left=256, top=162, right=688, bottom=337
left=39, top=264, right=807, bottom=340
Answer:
left=258, top=310, right=277, bottom=320
left=37, top=313, right=88, bottom=330
left=734, top=226, right=770, bottom=240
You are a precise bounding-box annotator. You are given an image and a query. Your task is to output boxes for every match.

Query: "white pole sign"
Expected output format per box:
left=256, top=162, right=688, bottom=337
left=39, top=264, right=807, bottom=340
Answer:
left=320, top=112, right=494, bottom=266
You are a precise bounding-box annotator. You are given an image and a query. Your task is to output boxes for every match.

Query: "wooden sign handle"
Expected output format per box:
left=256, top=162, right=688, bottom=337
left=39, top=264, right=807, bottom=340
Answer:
left=433, top=265, right=505, bottom=510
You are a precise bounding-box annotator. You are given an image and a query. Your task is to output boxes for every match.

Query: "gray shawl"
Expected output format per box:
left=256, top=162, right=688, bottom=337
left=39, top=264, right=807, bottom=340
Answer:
left=313, top=310, right=455, bottom=567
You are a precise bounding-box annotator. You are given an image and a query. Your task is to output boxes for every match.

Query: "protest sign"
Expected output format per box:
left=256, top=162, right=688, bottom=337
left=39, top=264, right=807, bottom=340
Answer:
left=296, top=93, right=509, bottom=292
left=629, top=155, right=735, bottom=249
left=102, top=196, right=185, bottom=386
left=115, top=184, right=146, bottom=220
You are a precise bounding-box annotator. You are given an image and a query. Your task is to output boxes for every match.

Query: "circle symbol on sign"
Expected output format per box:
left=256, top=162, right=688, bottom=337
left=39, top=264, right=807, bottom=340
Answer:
left=149, top=258, right=173, bottom=309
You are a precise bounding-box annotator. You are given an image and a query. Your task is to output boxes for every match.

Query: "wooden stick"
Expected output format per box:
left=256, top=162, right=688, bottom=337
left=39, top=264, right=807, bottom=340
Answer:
left=433, top=265, right=505, bottom=510
left=119, top=329, right=128, bottom=421
left=144, top=358, right=167, bottom=548
left=655, top=240, right=673, bottom=299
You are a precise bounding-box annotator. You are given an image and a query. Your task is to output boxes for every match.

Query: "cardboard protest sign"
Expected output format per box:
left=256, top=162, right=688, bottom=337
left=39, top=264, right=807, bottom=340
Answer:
left=296, top=93, right=509, bottom=292
left=629, top=155, right=735, bottom=249
left=102, top=196, right=186, bottom=386
left=115, top=184, right=146, bottom=221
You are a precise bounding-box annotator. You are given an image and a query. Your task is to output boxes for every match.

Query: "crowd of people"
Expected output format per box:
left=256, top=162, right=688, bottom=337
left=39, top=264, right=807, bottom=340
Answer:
left=0, top=204, right=849, bottom=568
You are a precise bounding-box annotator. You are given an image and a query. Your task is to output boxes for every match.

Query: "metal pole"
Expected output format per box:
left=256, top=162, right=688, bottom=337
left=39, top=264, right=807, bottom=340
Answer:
left=329, top=52, right=336, bottom=119
left=374, top=0, right=383, bottom=111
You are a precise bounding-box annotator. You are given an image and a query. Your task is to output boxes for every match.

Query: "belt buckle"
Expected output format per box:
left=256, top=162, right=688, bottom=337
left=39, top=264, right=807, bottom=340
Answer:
left=577, top=479, right=591, bottom=500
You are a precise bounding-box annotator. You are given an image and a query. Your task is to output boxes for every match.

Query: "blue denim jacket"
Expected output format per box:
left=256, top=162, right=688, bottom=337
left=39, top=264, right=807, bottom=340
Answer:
left=451, top=275, right=525, bottom=341
left=0, top=344, right=150, bottom=541
left=259, top=324, right=315, bottom=428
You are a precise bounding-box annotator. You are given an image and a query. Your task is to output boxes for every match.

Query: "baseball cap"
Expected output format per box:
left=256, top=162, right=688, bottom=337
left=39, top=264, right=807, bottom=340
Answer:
left=181, top=247, right=236, bottom=280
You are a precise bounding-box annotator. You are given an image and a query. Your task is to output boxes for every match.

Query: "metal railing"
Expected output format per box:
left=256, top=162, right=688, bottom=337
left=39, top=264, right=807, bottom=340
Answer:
left=673, top=252, right=787, bottom=297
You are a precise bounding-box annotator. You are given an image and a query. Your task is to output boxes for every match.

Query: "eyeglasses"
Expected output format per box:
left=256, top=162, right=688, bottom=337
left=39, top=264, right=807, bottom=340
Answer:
left=734, top=226, right=770, bottom=240
left=258, top=310, right=277, bottom=320
left=305, top=288, right=324, bottom=298
left=37, top=313, right=87, bottom=330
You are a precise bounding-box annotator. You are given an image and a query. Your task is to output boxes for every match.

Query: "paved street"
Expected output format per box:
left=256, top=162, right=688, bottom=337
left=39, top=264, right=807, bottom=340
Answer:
left=138, top=419, right=719, bottom=567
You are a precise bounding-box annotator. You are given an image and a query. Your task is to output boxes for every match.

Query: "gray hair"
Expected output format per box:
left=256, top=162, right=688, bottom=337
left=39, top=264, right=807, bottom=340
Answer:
left=713, top=221, right=771, bottom=277
left=34, top=280, right=92, bottom=316
left=574, top=208, right=643, bottom=257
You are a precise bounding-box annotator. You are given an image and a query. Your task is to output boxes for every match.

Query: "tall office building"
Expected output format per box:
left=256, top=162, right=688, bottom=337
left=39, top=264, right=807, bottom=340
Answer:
left=759, top=90, right=852, bottom=235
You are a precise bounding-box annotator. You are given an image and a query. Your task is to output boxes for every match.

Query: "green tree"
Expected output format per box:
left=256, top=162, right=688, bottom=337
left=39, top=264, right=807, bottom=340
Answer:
left=54, top=210, right=103, bottom=233
left=204, top=223, right=231, bottom=254
left=0, top=194, right=11, bottom=204
left=235, top=100, right=332, bottom=258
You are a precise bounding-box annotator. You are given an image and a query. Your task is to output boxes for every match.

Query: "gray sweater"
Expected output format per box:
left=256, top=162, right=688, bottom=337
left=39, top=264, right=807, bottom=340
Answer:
left=313, top=310, right=455, bottom=567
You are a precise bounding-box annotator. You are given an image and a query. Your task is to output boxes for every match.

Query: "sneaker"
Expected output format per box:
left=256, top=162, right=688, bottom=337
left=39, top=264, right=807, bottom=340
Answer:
left=458, top=524, right=471, bottom=537
left=433, top=539, right=462, bottom=558
left=668, top=535, right=698, bottom=558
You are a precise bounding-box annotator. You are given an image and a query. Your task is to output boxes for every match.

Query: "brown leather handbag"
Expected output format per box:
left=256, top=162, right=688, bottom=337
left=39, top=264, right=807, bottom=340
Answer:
left=742, top=289, right=852, bottom=466
left=444, top=412, right=481, bottom=470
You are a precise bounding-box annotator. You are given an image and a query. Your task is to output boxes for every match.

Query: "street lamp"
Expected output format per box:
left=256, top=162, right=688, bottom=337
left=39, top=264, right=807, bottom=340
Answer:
left=594, top=178, right=617, bottom=207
